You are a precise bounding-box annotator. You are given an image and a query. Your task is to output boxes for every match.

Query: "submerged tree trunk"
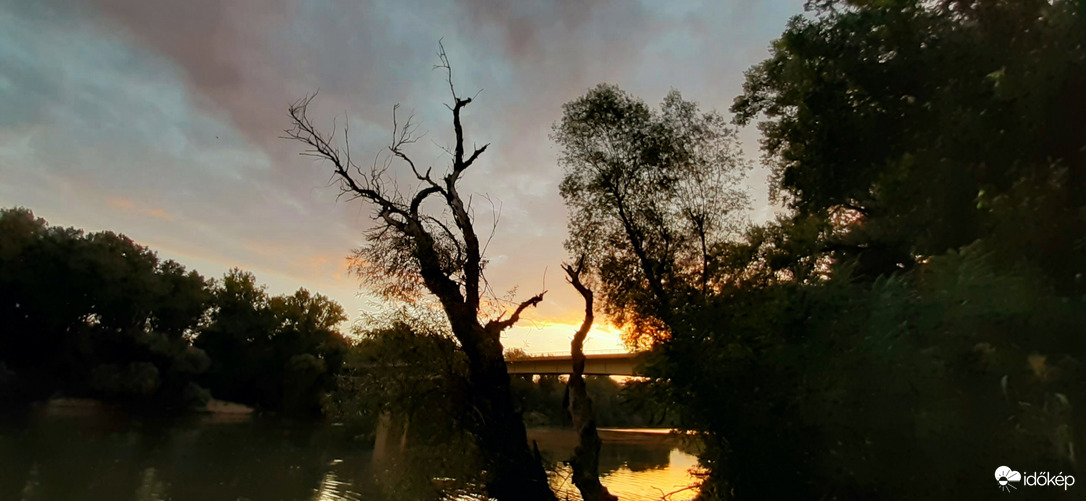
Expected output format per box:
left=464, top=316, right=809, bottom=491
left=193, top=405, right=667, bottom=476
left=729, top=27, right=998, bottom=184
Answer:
left=563, top=259, right=618, bottom=501
left=466, top=322, right=555, bottom=501
left=425, top=274, right=555, bottom=501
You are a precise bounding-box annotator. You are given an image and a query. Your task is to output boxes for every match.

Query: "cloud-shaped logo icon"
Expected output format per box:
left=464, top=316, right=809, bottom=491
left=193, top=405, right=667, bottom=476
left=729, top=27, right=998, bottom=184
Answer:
left=995, top=466, right=1022, bottom=492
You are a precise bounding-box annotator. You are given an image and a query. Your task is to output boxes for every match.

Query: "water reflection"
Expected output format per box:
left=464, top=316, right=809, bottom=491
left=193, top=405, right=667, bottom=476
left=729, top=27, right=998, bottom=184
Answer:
left=0, top=404, right=699, bottom=500
left=313, top=471, right=362, bottom=501
left=529, top=428, right=701, bottom=501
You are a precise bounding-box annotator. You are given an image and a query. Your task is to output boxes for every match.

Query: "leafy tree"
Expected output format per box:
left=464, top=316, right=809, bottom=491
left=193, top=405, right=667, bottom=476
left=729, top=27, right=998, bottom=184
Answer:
left=0, top=207, right=211, bottom=407
left=329, top=320, right=469, bottom=437
left=565, top=1, right=1086, bottom=498
left=553, top=85, right=750, bottom=346
left=196, top=269, right=348, bottom=416
left=732, top=0, right=1086, bottom=287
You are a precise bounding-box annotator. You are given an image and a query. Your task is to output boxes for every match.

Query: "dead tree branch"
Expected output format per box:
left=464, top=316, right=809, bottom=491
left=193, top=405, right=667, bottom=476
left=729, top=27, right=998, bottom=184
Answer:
left=286, top=45, right=555, bottom=500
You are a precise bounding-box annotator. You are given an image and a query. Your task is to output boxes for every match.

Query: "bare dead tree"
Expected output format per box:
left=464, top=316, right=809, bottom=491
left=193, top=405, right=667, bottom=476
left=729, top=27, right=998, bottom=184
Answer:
left=285, top=42, right=554, bottom=501
left=562, top=257, right=618, bottom=501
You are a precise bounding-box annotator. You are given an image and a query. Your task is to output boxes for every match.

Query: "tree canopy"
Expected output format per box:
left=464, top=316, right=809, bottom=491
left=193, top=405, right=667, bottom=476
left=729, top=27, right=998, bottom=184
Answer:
left=554, top=1, right=1086, bottom=498
left=0, top=207, right=350, bottom=416
left=195, top=269, right=349, bottom=416
left=0, top=208, right=210, bottom=406
left=553, top=84, right=750, bottom=345
left=732, top=0, right=1086, bottom=286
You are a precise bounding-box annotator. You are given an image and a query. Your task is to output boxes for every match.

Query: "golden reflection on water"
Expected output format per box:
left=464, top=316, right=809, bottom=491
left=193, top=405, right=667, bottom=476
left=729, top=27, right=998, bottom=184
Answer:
left=312, top=470, right=362, bottom=501
left=550, top=449, right=702, bottom=501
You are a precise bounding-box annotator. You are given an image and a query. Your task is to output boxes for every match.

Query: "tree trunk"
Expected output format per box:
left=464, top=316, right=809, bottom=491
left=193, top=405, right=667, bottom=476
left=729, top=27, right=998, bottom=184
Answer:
left=567, top=372, right=617, bottom=501
left=461, top=323, right=556, bottom=501
left=563, top=260, right=617, bottom=501
left=285, top=45, right=556, bottom=501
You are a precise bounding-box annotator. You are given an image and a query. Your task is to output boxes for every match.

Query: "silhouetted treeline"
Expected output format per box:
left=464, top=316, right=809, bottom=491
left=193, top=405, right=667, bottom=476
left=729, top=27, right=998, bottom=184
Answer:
left=507, top=373, right=662, bottom=429
left=0, top=208, right=348, bottom=416
left=196, top=269, right=348, bottom=416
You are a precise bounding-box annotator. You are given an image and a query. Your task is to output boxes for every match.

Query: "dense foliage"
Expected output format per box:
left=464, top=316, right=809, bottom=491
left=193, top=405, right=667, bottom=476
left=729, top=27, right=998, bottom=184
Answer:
left=652, top=244, right=1085, bottom=499
left=196, top=270, right=348, bottom=416
left=557, top=1, right=1086, bottom=499
left=0, top=208, right=211, bottom=407
left=732, top=0, right=1086, bottom=288
left=0, top=208, right=349, bottom=416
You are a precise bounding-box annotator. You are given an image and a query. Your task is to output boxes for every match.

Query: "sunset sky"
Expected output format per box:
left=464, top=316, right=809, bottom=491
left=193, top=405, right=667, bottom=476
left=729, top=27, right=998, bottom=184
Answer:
left=0, top=0, right=800, bottom=353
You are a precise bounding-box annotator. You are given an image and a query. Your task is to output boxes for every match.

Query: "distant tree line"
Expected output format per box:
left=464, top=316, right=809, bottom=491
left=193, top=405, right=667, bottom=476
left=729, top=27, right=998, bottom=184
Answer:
left=511, top=374, right=663, bottom=429
left=0, top=207, right=349, bottom=416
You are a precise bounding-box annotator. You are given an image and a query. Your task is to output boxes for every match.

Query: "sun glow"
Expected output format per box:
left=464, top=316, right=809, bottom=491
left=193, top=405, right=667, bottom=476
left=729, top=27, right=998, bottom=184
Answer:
left=504, top=320, right=632, bottom=355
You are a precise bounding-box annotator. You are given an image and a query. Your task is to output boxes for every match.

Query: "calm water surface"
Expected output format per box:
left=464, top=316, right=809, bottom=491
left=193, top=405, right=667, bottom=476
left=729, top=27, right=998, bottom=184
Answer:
left=0, top=403, right=700, bottom=501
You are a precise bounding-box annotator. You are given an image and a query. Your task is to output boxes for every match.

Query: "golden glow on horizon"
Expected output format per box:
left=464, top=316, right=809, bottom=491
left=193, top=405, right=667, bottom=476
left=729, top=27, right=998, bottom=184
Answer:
left=91, top=195, right=633, bottom=354
left=106, top=197, right=175, bottom=221
left=505, top=319, right=631, bottom=354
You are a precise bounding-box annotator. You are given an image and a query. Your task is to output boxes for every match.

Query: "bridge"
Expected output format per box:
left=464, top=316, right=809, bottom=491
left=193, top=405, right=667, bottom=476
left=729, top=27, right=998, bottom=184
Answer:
left=375, top=350, right=646, bottom=461
left=505, top=351, right=645, bottom=376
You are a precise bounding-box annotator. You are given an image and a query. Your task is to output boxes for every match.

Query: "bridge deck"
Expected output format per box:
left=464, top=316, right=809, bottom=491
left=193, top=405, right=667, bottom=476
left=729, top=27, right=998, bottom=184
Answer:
left=505, top=352, right=642, bottom=376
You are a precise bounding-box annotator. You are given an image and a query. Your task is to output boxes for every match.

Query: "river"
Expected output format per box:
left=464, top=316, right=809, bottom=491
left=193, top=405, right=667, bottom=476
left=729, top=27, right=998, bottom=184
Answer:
left=0, top=401, right=700, bottom=500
